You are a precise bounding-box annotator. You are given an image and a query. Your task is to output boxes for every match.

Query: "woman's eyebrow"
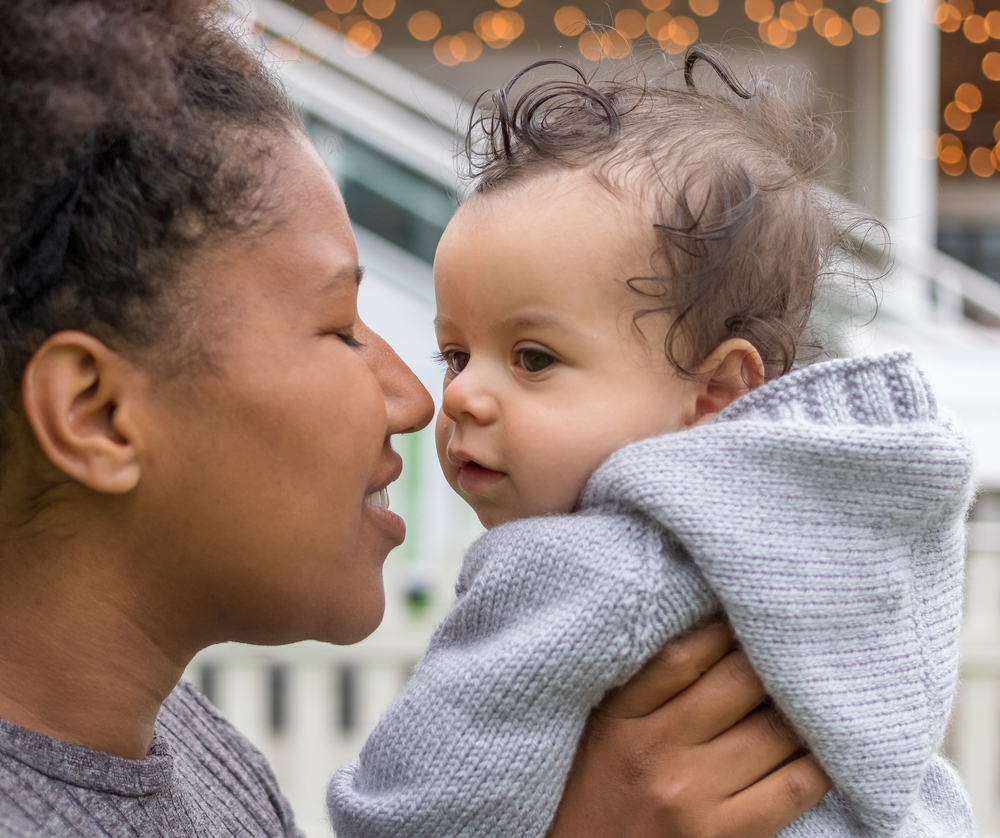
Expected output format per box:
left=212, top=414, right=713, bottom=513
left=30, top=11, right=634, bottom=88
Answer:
left=320, top=264, right=364, bottom=294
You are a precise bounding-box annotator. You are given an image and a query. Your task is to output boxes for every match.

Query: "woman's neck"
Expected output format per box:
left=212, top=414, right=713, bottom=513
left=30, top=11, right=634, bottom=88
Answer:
left=0, top=519, right=194, bottom=760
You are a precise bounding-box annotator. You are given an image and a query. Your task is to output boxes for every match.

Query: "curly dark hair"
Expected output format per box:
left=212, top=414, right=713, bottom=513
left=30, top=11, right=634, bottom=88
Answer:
left=0, top=0, right=297, bottom=452
left=467, top=48, right=882, bottom=381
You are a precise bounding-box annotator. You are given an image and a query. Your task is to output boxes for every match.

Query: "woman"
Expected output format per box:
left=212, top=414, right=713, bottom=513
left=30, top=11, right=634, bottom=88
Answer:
left=0, top=1, right=829, bottom=835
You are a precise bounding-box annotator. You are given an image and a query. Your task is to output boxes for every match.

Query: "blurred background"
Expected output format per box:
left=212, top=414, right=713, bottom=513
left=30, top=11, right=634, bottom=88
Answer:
left=188, top=1, right=1000, bottom=834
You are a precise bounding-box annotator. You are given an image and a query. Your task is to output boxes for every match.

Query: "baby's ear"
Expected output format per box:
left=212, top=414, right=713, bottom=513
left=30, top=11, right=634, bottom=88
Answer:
left=687, top=339, right=764, bottom=427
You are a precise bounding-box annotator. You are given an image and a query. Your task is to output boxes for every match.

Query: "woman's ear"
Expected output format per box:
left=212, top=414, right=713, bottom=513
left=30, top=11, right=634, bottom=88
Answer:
left=687, top=339, right=764, bottom=427
left=21, top=331, right=143, bottom=493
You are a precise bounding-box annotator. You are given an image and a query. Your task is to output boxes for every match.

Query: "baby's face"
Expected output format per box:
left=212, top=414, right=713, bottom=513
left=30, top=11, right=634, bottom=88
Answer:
left=433, top=172, right=701, bottom=529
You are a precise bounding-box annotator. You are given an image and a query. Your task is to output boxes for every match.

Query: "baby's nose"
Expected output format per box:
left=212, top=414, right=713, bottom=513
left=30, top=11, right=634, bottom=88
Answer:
left=440, top=366, right=500, bottom=425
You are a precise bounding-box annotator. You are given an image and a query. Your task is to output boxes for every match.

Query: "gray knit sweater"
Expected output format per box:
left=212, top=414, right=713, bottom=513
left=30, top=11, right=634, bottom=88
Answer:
left=328, top=350, right=976, bottom=838
left=0, top=679, right=303, bottom=837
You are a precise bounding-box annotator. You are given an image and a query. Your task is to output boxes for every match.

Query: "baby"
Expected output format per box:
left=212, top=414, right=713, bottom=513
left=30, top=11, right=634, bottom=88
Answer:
left=329, top=50, right=975, bottom=837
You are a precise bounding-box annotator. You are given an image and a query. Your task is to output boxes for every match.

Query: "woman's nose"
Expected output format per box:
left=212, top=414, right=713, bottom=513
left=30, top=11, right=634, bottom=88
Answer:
left=356, top=321, right=434, bottom=435
left=440, top=360, right=499, bottom=425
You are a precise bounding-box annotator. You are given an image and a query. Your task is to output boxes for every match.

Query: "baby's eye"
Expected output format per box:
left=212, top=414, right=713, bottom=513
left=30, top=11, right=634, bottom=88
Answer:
left=434, top=349, right=470, bottom=375
left=517, top=349, right=556, bottom=373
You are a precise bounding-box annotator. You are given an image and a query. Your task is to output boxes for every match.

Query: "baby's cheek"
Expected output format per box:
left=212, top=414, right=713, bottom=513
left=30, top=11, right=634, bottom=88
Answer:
left=519, top=451, right=594, bottom=517
left=434, top=410, right=455, bottom=474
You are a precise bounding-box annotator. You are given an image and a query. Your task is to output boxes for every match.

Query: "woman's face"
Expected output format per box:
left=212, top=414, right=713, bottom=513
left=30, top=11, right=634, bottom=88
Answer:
left=136, top=133, right=434, bottom=647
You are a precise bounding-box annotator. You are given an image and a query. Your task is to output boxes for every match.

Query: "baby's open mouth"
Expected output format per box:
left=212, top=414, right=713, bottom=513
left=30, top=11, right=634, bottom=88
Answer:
left=457, top=460, right=506, bottom=495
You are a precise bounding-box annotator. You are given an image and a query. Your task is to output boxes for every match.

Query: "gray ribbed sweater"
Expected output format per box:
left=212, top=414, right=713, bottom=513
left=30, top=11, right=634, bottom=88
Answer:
left=328, top=350, right=976, bottom=838
left=0, top=679, right=303, bottom=837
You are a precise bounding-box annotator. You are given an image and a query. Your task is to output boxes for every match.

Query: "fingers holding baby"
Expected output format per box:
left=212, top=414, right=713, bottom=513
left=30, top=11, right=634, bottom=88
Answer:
left=550, top=620, right=831, bottom=838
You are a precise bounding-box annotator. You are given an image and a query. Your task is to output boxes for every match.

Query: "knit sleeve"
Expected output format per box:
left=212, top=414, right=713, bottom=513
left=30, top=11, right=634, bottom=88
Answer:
left=327, top=509, right=715, bottom=838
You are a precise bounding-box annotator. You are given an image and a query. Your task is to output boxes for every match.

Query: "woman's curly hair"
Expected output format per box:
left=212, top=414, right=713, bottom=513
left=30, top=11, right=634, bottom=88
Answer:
left=0, top=0, right=297, bottom=450
left=467, top=48, right=882, bottom=381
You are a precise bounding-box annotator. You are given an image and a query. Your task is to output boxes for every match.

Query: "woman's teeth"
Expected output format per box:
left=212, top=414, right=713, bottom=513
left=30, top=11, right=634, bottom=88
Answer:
left=365, top=488, right=390, bottom=509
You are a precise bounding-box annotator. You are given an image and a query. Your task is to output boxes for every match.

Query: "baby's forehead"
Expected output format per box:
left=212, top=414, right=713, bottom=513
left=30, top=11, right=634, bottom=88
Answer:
left=460, top=168, right=657, bottom=262
left=435, top=172, right=669, bottom=346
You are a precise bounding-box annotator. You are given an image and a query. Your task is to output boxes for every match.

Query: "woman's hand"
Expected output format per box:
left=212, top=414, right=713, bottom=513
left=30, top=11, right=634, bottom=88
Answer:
left=549, top=620, right=831, bottom=838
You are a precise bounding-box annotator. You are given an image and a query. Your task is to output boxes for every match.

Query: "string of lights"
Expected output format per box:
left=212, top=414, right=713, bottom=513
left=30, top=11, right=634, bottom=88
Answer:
left=273, top=0, right=1000, bottom=180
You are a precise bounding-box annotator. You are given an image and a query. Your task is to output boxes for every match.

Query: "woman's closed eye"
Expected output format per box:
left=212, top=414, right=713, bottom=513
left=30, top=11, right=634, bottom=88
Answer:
left=433, top=349, right=470, bottom=375
left=337, top=333, right=363, bottom=348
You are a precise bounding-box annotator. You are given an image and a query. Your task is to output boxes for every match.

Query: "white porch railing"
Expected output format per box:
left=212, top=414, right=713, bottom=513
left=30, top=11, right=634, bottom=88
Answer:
left=186, top=637, right=432, bottom=838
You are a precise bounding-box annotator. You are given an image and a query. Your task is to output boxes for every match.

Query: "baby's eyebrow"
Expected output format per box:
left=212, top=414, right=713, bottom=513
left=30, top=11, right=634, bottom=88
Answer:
left=494, top=312, right=576, bottom=333
left=433, top=311, right=580, bottom=336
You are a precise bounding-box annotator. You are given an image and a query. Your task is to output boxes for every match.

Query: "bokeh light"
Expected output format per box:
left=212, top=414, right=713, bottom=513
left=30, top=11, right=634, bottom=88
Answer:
left=496, top=0, right=522, bottom=6
left=986, top=10, right=1000, bottom=38
left=578, top=30, right=631, bottom=60
left=615, top=9, right=647, bottom=38
left=934, top=4, right=962, bottom=33
left=578, top=30, right=603, bottom=60
left=938, top=133, right=962, bottom=156
left=642, top=0, right=671, bottom=10
left=964, top=14, right=989, bottom=43
left=955, top=82, right=983, bottom=113
left=362, top=0, right=393, bottom=19
left=408, top=11, right=441, bottom=41
left=813, top=8, right=836, bottom=35
left=746, top=0, right=775, bottom=24
left=826, top=17, right=853, bottom=46
left=433, top=36, right=460, bottom=66
left=944, top=101, right=973, bottom=131
left=940, top=148, right=967, bottom=176
left=952, top=0, right=974, bottom=19
left=325, top=0, right=356, bottom=13
left=554, top=6, right=587, bottom=36
left=431, top=34, right=484, bottom=65
left=459, top=32, right=483, bottom=61
left=780, top=2, right=808, bottom=31
left=646, top=10, right=673, bottom=37
left=474, top=10, right=524, bottom=47
left=689, top=0, right=719, bottom=16
left=660, top=15, right=698, bottom=52
left=852, top=7, right=880, bottom=37
left=344, top=19, right=380, bottom=56
left=761, top=17, right=796, bottom=47
left=603, top=29, right=633, bottom=57
left=795, top=0, right=822, bottom=15
left=969, top=146, right=995, bottom=176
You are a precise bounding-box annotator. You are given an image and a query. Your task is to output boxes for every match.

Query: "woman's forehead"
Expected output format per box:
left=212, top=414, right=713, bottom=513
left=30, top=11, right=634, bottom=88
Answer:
left=185, top=138, right=360, bottom=316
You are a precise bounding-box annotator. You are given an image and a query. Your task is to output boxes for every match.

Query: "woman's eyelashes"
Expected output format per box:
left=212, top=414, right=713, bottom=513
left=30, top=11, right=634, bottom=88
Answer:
left=326, top=328, right=362, bottom=348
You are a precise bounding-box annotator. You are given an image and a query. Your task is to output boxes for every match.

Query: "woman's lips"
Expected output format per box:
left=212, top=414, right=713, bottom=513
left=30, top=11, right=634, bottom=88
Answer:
left=363, top=489, right=406, bottom=544
left=457, top=461, right=506, bottom=495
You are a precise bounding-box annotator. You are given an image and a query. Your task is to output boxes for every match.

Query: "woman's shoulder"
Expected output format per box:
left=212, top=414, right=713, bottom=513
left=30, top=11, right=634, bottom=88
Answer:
left=0, top=682, right=303, bottom=838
